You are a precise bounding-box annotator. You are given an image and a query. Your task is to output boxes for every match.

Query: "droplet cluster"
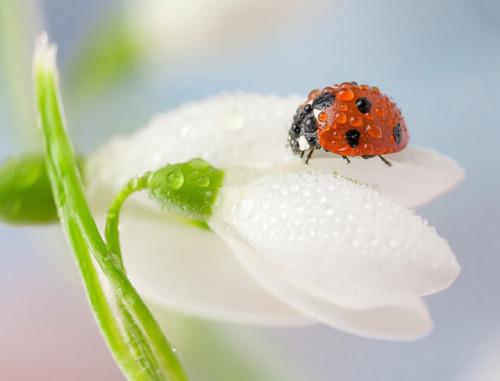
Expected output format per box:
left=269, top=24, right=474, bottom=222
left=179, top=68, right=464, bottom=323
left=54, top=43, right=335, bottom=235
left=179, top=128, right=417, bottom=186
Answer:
left=86, top=93, right=306, bottom=202
left=147, top=158, right=224, bottom=221
left=290, top=82, right=409, bottom=158
left=213, top=170, right=458, bottom=308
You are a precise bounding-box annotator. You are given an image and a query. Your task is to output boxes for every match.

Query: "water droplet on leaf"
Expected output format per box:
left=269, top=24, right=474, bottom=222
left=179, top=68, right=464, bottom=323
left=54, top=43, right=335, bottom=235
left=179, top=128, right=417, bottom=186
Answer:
left=167, top=170, right=184, bottom=189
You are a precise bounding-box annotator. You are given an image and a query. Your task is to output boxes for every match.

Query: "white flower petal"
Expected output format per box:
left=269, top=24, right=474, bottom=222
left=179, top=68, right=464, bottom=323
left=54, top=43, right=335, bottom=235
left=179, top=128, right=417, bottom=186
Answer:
left=100, top=207, right=311, bottom=326
left=210, top=170, right=460, bottom=310
left=220, top=233, right=433, bottom=340
left=86, top=93, right=464, bottom=208
left=86, top=92, right=301, bottom=194
left=278, top=146, right=465, bottom=209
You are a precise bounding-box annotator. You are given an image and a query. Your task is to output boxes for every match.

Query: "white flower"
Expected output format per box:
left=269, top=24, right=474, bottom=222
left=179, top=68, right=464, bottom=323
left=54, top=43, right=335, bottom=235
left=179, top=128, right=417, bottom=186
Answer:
left=128, top=0, right=332, bottom=62
left=85, top=92, right=464, bottom=340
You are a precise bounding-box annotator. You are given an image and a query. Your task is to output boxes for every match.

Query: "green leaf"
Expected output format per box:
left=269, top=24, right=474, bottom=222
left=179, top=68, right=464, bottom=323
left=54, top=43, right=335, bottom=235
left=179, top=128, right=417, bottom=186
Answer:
left=0, top=154, right=57, bottom=224
left=0, top=154, right=86, bottom=224
left=33, top=34, right=188, bottom=381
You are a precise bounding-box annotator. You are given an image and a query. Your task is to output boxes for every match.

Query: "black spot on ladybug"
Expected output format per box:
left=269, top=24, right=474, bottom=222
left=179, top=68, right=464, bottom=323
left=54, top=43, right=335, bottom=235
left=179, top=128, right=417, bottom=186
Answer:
left=304, top=104, right=313, bottom=113
left=345, top=129, right=361, bottom=148
left=312, top=92, right=336, bottom=110
left=351, top=81, right=358, bottom=85
left=356, top=97, right=372, bottom=113
left=393, top=123, right=402, bottom=145
left=304, top=117, right=317, bottom=132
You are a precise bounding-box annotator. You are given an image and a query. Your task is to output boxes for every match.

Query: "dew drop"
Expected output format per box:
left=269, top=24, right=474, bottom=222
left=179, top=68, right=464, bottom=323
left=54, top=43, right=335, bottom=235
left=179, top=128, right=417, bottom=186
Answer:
left=237, top=198, right=255, bottom=219
left=129, top=178, right=139, bottom=189
left=188, top=158, right=209, bottom=169
left=337, top=89, right=354, bottom=101
left=349, top=116, right=363, bottom=127
left=318, top=111, right=328, bottom=122
left=197, top=176, right=210, bottom=187
left=366, top=124, right=382, bottom=139
left=334, top=112, right=347, bottom=124
left=167, top=170, right=184, bottom=189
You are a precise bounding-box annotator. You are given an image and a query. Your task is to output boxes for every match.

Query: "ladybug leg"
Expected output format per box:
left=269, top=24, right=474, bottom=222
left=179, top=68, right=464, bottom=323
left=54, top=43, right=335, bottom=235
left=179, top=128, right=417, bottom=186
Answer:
left=305, top=149, right=314, bottom=164
left=361, top=155, right=374, bottom=160
left=378, top=155, right=392, bottom=167
left=300, top=151, right=305, bottom=159
left=341, top=155, right=351, bottom=164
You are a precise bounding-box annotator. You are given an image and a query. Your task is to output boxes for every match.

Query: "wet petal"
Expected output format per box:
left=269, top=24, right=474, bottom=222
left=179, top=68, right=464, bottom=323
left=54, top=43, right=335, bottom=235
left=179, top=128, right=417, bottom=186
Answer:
left=86, top=93, right=464, bottom=208
left=94, top=206, right=310, bottom=326
left=281, top=146, right=465, bottom=209
left=220, top=233, right=433, bottom=340
left=85, top=92, right=302, bottom=193
left=210, top=170, right=460, bottom=310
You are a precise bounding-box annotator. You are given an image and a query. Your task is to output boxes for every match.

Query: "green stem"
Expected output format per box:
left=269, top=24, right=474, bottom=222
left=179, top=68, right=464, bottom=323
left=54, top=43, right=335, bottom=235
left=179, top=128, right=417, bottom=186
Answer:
left=105, top=172, right=152, bottom=270
left=33, top=34, right=188, bottom=381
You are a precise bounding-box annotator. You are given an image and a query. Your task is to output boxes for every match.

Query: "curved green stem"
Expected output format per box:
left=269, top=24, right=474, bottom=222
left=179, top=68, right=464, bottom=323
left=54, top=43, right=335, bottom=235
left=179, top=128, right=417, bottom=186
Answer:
left=105, top=172, right=152, bottom=270
left=34, top=34, right=188, bottom=381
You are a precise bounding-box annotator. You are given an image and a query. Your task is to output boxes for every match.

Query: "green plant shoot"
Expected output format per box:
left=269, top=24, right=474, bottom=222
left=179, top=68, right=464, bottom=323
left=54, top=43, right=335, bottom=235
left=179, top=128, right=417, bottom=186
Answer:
left=105, top=159, right=224, bottom=267
left=33, top=33, right=188, bottom=381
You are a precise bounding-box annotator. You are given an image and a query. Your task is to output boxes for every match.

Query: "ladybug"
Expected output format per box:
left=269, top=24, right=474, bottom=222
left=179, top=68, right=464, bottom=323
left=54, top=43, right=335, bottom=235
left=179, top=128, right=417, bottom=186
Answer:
left=288, top=82, right=409, bottom=165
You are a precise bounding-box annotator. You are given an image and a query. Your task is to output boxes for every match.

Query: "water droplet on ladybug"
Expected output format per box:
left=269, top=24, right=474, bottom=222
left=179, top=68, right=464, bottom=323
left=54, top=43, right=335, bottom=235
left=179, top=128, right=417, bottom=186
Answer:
left=366, top=124, right=382, bottom=139
left=338, top=89, right=355, bottom=101
left=318, top=112, right=328, bottom=122
left=334, top=112, right=347, bottom=124
left=349, top=116, right=363, bottom=127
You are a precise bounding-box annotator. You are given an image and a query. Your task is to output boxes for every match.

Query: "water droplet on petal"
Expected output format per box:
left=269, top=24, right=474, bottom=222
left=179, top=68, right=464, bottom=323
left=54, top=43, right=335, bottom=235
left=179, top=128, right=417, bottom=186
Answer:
left=237, top=198, right=255, bottom=219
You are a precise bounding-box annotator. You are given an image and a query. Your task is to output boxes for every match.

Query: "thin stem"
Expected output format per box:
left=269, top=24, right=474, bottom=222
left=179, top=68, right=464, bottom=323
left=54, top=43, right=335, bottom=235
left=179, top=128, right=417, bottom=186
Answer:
left=34, top=34, right=189, bottom=381
left=105, top=172, right=152, bottom=270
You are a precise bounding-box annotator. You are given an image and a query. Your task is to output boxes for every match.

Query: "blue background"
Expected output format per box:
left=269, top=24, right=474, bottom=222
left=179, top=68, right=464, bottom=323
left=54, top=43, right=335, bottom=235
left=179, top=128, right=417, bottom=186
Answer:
left=1, top=0, right=499, bottom=379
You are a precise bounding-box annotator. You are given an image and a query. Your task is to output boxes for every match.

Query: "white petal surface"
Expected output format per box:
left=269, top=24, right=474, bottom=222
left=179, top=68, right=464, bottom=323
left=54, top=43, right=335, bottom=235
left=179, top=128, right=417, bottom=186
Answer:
left=220, top=234, right=433, bottom=340
left=85, top=93, right=464, bottom=208
left=210, top=171, right=460, bottom=310
left=282, top=146, right=465, bottom=209
left=95, top=205, right=310, bottom=326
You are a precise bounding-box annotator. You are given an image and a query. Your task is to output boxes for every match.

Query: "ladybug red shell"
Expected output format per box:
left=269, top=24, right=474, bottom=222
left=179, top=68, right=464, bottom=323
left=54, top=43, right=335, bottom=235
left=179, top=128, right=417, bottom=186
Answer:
left=289, top=82, right=409, bottom=164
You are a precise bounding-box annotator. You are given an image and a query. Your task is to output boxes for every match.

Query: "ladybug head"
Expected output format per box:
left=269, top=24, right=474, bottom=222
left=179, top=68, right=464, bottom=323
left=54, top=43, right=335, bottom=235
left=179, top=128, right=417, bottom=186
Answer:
left=288, top=103, right=319, bottom=154
left=288, top=91, right=336, bottom=155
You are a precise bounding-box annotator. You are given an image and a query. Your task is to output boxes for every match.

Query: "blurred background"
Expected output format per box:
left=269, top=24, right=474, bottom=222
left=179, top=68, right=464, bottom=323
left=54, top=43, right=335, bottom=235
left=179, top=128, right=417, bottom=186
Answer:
left=1, top=0, right=499, bottom=380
